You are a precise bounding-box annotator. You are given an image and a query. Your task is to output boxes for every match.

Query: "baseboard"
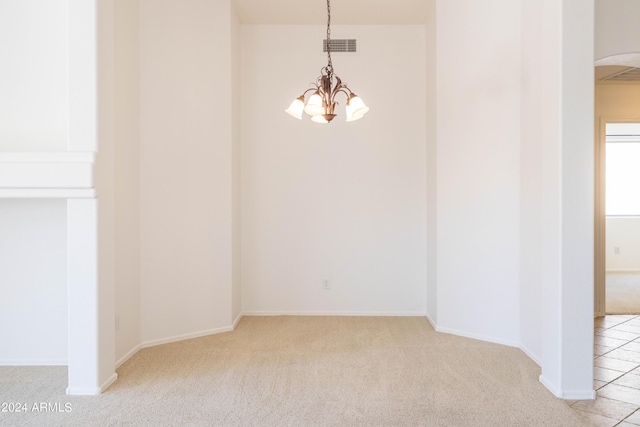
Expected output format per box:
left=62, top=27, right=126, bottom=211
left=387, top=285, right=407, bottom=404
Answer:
left=242, top=311, right=427, bottom=317
left=539, top=375, right=563, bottom=398
left=232, top=312, right=244, bottom=329
left=66, top=386, right=100, bottom=396
left=426, top=317, right=542, bottom=367
left=518, top=344, right=542, bottom=367
left=100, top=373, right=118, bottom=393
left=0, top=359, right=67, bottom=366
left=606, top=269, right=640, bottom=273
left=116, top=344, right=142, bottom=369
left=141, top=325, right=235, bottom=349
left=115, top=317, right=245, bottom=371
left=539, top=375, right=595, bottom=400
left=423, top=319, right=590, bottom=400
left=563, top=389, right=596, bottom=400
left=434, top=325, right=519, bottom=348
left=424, top=314, right=437, bottom=330
left=66, top=373, right=117, bottom=396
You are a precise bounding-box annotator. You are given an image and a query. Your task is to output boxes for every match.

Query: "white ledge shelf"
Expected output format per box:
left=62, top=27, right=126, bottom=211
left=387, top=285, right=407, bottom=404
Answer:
left=0, top=152, right=95, bottom=199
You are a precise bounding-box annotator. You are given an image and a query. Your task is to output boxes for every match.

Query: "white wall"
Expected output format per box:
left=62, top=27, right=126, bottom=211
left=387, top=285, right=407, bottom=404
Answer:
left=241, top=25, right=427, bottom=315
left=114, top=0, right=140, bottom=366
left=0, top=0, right=68, bottom=151
left=0, top=1, right=70, bottom=365
left=0, top=200, right=68, bottom=364
left=425, top=0, right=438, bottom=324
left=431, top=1, right=594, bottom=400
left=231, top=2, right=242, bottom=325
left=607, top=218, right=640, bottom=270
left=95, top=0, right=118, bottom=389
left=435, top=0, right=521, bottom=345
left=139, top=0, right=236, bottom=343
left=113, top=0, right=141, bottom=363
left=595, top=0, right=640, bottom=61
left=519, top=0, right=545, bottom=363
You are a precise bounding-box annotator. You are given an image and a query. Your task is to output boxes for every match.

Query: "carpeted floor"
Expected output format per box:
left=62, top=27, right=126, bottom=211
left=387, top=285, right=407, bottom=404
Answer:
left=0, top=316, right=590, bottom=426
left=607, top=272, right=640, bottom=314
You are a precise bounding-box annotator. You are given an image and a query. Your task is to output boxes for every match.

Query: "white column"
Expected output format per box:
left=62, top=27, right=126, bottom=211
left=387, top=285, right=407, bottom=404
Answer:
left=558, top=0, right=595, bottom=399
left=537, top=0, right=594, bottom=399
left=66, top=198, right=116, bottom=395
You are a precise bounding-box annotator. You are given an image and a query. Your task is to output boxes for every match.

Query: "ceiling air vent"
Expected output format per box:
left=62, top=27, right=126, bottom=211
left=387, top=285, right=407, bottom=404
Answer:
left=602, top=67, right=640, bottom=82
left=323, top=39, right=357, bottom=53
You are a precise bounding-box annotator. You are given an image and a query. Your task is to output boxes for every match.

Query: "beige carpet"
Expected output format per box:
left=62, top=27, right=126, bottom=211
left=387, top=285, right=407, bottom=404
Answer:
left=607, top=272, right=640, bottom=314
left=0, top=316, right=590, bottom=426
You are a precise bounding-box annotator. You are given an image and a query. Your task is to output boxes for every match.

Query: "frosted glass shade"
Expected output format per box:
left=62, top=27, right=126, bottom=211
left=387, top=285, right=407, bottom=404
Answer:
left=304, top=92, right=324, bottom=116
left=346, top=95, right=369, bottom=122
left=345, top=102, right=359, bottom=122
left=285, top=96, right=305, bottom=120
left=311, top=115, right=329, bottom=124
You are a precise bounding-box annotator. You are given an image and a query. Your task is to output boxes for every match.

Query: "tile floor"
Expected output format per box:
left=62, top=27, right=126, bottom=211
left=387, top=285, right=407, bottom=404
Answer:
left=570, top=315, right=640, bottom=426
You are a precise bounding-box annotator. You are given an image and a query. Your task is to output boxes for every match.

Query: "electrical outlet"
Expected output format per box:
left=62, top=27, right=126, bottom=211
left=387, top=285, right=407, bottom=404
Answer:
left=323, top=279, right=331, bottom=290
left=615, top=247, right=620, bottom=255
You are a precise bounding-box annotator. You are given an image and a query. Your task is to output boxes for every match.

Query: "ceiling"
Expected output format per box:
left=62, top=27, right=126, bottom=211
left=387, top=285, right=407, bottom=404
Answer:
left=234, top=1, right=640, bottom=85
left=233, top=0, right=430, bottom=25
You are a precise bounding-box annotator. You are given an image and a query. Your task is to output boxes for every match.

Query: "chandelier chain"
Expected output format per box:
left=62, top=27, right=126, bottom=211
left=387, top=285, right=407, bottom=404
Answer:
left=326, top=0, right=332, bottom=76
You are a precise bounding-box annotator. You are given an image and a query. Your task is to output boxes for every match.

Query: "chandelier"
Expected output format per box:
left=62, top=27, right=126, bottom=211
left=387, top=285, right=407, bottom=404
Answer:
left=285, top=0, right=369, bottom=124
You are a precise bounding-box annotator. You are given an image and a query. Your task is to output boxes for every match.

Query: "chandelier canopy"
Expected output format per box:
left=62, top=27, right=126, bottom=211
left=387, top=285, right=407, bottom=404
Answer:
left=285, top=0, right=369, bottom=124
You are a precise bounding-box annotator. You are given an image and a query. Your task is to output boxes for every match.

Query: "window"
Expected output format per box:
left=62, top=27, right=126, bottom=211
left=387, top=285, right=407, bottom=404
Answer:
left=606, top=123, right=640, bottom=216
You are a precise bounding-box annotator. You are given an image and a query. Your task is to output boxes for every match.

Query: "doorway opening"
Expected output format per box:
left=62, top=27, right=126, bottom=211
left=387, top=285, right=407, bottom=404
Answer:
left=595, top=117, right=640, bottom=316
left=603, top=123, right=640, bottom=314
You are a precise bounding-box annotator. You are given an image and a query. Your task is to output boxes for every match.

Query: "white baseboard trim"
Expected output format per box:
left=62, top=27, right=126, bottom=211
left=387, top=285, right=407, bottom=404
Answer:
left=539, top=375, right=563, bottom=398
left=115, top=317, right=246, bottom=372
left=425, top=316, right=543, bottom=367
left=141, top=325, right=235, bottom=349
left=539, top=375, right=596, bottom=400
left=116, top=344, right=142, bottom=369
left=0, top=359, right=67, bottom=366
left=242, top=311, right=427, bottom=317
left=66, top=373, right=117, bottom=396
left=232, top=312, right=244, bottom=329
left=66, top=386, right=100, bottom=396
left=606, top=269, right=640, bottom=273
left=434, top=325, right=519, bottom=348
left=100, top=373, right=118, bottom=393
left=424, top=314, right=437, bottom=330
left=518, top=344, right=542, bottom=367
left=563, top=389, right=596, bottom=400
left=539, top=375, right=595, bottom=400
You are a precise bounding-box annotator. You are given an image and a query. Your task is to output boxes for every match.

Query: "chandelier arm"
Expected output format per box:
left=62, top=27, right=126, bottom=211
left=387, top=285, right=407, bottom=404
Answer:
left=303, top=87, right=318, bottom=96
left=331, top=88, right=351, bottom=103
left=329, top=76, right=345, bottom=99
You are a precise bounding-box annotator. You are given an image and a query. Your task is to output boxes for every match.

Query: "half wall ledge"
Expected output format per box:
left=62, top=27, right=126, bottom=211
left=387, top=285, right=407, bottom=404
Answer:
left=0, top=151, right=115, bottom=395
